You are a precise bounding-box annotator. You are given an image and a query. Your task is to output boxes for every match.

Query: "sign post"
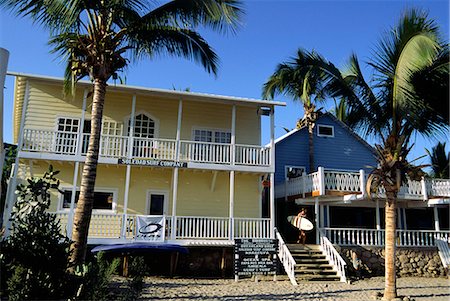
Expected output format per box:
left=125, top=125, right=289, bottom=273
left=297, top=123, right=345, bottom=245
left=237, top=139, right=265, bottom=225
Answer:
left=234, top=239, right=278, bottom=282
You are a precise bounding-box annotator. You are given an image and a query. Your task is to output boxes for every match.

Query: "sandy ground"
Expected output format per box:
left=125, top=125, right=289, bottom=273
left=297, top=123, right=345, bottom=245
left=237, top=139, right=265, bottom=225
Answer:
left=137, top=276, right=450, bottom=301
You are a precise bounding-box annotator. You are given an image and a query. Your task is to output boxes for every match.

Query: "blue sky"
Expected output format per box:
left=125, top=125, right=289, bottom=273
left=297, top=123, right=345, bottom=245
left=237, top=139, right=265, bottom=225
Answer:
left=1, top=0, right=449, bottom=166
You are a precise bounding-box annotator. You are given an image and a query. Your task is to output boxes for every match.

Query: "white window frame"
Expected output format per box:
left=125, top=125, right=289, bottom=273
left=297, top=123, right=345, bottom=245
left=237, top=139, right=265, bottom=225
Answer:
left=57, top=186, right=118, bottom=214
left=125, top=110, right=160, bottom=138
left=317, top=124, right=334, bottom=138
left=146, top=190, right=169, bottom=215
left=191, top=127, right=231, bottom=144
left=285, top=165, right=306, bottom=180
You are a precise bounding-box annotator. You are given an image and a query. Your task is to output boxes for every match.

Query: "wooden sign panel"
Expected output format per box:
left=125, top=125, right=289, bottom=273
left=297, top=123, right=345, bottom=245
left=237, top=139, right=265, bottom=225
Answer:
left=234, top=239, right=278, bottom=277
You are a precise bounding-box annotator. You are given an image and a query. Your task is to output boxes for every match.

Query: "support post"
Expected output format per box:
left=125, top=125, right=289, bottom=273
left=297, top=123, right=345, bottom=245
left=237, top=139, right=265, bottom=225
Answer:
left=318, top=166, right=325, bottom=195
left=269, top=107, right=275, bottom=238
left=3, top=80, right=30, bottom=237
left=315, top=197, right=319, bottom=244
left=229, top=170, right=235, bottom=240
left=319, top=205, right=325, bottom=228
left=121, top=165, right=131, bottom=239
left=325, top=205, right=330, bottom=227
left=402, top=208, right=407, bottom=230
left=127, top=95, right=136, bottom=159
left=67, top=162, right=80, bottom=237
left=433, top=206, right=440, bottom=231
left=171, top=168, right=179, bottom=240
left=231, top=105, right=236, bottom=165
left=375, top=200, right=381, bottom=230
left=421, top=176, right=428, bottom=201
left=359, top=169, right=365, bottom=197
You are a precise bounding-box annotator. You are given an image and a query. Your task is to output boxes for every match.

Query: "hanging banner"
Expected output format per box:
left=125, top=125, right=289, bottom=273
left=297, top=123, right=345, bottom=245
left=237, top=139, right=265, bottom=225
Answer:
left=135, top=215, right=165, bottom=242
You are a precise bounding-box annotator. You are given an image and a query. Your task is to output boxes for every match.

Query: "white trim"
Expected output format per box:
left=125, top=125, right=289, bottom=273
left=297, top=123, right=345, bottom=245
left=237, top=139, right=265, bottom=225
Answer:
left=57, top=186, right=118, bottom=214
left=317, top=124, right=334, bottom=138
left=272, top=128, right=299, bottom=145
left=146, top=189, right=169, bottom=215
left=7, top=72, right=287, bottom=107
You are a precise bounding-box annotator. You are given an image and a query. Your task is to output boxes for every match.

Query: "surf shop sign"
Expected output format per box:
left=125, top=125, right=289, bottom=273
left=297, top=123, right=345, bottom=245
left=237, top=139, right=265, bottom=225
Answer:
left=118, top=158, right=187, bottom=168
left=135, top=215, right=165, bottom=242
left=234, top=239, right=278, bottom=279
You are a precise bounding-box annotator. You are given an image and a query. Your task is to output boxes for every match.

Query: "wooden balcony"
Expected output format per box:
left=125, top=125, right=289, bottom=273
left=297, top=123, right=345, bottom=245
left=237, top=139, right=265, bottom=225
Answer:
left=320, top=227, right=450, bottom=247
left=53, top=212, right=271, bottom=245
left=275, top=167, right=450, bottom=201
left=20, top=129, right=272, bottom=171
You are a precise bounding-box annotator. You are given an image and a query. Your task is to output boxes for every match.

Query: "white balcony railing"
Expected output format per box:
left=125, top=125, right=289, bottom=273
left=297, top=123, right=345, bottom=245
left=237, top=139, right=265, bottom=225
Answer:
left=21, top=129, right=271, bottom=168
left=52, top=213, right=271, bottom=242
left=276, top=167, right=450, bottom=200
left=321, top=227, right=450, bottom=247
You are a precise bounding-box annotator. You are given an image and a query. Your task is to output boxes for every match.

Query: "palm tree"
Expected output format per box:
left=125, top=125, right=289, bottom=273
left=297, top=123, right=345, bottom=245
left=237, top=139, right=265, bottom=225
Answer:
left=1, top=0, right=243, bottom=267
left=294, top=10, right=448, bottom=300
left=331, top=98, right=351, bottom=126
left=426, top=142, right=449, bottom=178
left=262, top=49, right=332, bottom=173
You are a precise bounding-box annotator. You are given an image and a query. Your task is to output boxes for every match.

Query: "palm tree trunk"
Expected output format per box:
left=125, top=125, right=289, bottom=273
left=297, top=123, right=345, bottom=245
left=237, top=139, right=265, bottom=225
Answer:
left=384, top=185, right=398, bottom=300
left=69, top=79, right=106, bottom=267
left=308, top=125, right=314, bottom=173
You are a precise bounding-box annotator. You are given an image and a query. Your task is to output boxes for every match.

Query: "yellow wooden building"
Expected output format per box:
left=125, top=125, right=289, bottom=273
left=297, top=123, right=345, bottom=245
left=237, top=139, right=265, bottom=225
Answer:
left=3, top=73, right=285, bottom=246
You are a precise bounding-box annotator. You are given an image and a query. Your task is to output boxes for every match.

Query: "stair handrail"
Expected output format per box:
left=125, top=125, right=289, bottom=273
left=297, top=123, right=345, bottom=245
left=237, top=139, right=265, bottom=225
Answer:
left=319, top=229, right=347, bottom=283
left=274, top=228, right=298, bottom=286
left=436, top=238, right=450, bottom=269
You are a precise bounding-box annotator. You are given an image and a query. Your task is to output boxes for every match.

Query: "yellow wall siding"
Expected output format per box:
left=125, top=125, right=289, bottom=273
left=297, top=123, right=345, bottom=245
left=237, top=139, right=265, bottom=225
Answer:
left=21, top=81, right=261, bottom=145
left=18, top=161, right=261, bottom=218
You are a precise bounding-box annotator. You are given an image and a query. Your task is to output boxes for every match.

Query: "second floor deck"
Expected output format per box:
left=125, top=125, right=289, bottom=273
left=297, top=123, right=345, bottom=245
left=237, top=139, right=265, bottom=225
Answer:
left=20, top=128, right=272, bottom=171
left=276, top=167, right=450, bottom=201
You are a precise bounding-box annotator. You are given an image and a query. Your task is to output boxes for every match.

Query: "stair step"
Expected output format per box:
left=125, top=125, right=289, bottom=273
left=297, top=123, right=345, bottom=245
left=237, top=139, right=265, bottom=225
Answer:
left=292, top=254, right=326, bottom=259
left=295, top=269, right=337, bottom=274
left=286, top=244, right=320, bottom=250
left=295, top=263, right=333, bottom=269
left=290, top=250, right=323, bottom=255
left=295, top=259, right=329, bottom=264
left=296, top=274, right=341, bottom=281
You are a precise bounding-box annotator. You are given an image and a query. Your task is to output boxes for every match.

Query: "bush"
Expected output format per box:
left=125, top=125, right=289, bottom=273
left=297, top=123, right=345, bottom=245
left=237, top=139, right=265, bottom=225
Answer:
left=74, top=251, right=120, bottom=301
left=1, top=166, right=74, bottom=300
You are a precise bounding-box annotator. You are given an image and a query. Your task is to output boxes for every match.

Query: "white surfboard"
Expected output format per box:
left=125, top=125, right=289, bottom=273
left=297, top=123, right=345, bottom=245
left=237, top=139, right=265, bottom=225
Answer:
left=287, top=215, right=314, bottom=231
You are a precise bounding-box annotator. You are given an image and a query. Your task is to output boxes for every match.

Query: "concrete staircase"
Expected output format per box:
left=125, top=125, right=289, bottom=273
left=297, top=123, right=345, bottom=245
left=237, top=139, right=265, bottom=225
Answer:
left=287, top=244, right=341, bottom=281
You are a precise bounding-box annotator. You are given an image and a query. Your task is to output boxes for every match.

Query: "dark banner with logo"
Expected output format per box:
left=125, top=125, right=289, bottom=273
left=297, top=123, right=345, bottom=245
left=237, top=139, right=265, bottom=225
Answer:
left=235, top=239, right=278, bottom=277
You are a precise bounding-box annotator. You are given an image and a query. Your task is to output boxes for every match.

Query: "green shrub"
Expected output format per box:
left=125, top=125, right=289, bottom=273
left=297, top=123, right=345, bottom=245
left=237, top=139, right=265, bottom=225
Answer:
left=74, top=251, right=120, bottom=301
left=1, top=166, right=74, bottom=300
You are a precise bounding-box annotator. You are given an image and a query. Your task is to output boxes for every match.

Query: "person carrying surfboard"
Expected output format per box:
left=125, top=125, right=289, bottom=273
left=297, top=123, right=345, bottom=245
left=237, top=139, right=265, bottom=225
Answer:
left=297, top=208, right=307, bottom=245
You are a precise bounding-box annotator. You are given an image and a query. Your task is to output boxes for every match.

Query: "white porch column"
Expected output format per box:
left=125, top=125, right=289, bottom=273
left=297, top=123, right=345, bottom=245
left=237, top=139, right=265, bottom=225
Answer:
left=397, top=208, right=402, bottom=229
left=76, top=89, right=88, bottom=155
left=326, top=205, right=330, bottom=227
left=121, top=165, right=132, bottom=239
left=315, top=198, right=319, bottom=243
left=229, top=170, right=235, bottom=240
left=269, top=106, right=275, bottom=238
left=121, top=95, right=136, bottom=239
left=318, top=167, right=325, bottom=195
left=67, top=162, right=80, bottom=237
left=402, top=208, right=407, bottom=230
left=231, top=105, right=236, bottom=165
left=3, top=80, right=30, bottom=237
left=433, top=206, right=440, bottom=231
left=375, top=200, right=381, bottom=230
left=359, top=169, right=365, bottom=197
left=319, top=205, right=325, bottom=228
left=172, top=98, right=183, bottom=240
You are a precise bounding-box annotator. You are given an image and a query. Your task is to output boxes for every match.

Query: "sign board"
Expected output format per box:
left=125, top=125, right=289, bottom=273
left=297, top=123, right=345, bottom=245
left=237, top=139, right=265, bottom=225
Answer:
left=135, top=215, right=165, bottom=242
left=234, top=239, right=278, bottom=277
left=118, top=158, right=187, bottom=168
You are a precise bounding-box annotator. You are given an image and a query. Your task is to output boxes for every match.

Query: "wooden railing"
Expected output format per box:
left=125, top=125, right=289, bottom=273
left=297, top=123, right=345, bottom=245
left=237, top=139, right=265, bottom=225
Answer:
left=52, top=213, right=272, bottom=241
left=275, top=228, right=298, bottom=286
left=319, top=229, right=347, bottom=282
left=321, top=227, right=450, bottom=247
left=234, top=218, right=271, bottom=238
left=22, top=129, right=271, bottom=168
left=278, top=167, right=450, bottom=200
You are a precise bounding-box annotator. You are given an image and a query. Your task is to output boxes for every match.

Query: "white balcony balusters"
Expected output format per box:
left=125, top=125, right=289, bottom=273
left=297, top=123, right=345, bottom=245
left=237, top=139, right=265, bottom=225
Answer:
left=20, top=129, right=271, bottom=168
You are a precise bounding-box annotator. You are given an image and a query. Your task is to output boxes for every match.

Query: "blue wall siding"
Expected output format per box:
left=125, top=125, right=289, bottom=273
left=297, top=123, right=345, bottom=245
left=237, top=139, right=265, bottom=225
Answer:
left=274, top=114, right=377, bottom=185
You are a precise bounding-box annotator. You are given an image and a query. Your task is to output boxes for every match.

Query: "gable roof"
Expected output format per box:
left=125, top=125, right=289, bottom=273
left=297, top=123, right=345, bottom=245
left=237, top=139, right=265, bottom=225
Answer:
left=273, top=112, right=376, bottom=154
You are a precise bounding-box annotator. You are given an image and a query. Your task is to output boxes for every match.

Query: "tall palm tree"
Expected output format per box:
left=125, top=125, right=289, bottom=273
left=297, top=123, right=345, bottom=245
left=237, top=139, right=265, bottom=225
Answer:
left=294, top=9, right=448, bottom=300
left=1, top=0, right=243, bottom=267
left=426, top=142, right=449, bottom=179
left=262, top=49, right=332, bottom=173
left=331, top=98, right=351, bottom=126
